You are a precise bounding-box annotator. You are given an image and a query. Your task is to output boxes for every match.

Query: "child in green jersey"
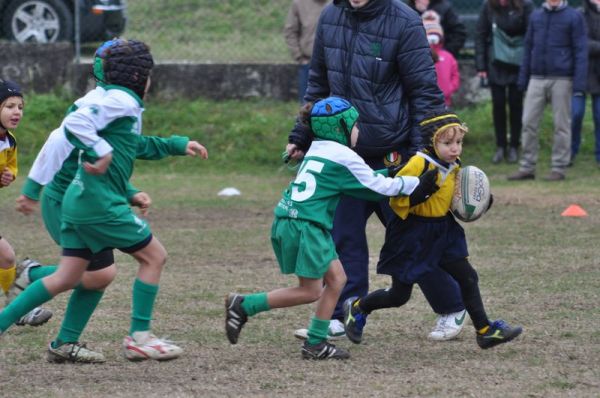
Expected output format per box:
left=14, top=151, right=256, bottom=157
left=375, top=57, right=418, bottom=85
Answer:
left=0, top=40, right=208, bottom=362
left=8, top=39, right=206, bottom=364
left=225, top=97, right=439, bottom=360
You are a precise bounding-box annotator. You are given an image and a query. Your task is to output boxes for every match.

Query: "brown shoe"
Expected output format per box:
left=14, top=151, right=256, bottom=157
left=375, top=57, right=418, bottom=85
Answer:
left=507, top=170, right=535, bottom=181
left=543, top=171, right=565, bottom=181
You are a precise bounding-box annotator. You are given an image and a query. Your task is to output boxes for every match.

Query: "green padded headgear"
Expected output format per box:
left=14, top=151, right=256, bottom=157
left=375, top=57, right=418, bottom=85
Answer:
left=310, top=97, right=359, bottom=146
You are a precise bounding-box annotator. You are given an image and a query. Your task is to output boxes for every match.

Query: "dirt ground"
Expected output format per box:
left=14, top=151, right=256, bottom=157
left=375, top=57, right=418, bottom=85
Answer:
left=0, top=181, right=599, bottom=398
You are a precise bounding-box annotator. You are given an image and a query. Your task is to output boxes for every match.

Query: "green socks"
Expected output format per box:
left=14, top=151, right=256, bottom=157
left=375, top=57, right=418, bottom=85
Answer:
left=307, top=316, right=330, bottom=345
left=129, top=278, right=158, bottom=335
left=0, top=279, right=52, bottom=332
left=240, top=292, right=270, bottom=317
left=28, top=265, right=58, bottom=282
left=53, top=288, right=104, bottom=347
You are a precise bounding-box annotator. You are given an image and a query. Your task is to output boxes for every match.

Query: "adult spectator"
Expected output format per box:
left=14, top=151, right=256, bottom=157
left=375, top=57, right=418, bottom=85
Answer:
left=571, top=0, right=600, bottom=167
left=508, top=0, right=587, bottom=181
left=284, top=0, right=330, bottom=103
left=286, top=0, right=466, bottom=342
left=407, top=0, right=467, bottom=57
left=475, top=0, right=534, bottom=164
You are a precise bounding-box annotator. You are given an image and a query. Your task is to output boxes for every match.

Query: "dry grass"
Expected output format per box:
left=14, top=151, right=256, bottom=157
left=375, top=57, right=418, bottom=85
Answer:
left=0, top=170, right=599, bottom=397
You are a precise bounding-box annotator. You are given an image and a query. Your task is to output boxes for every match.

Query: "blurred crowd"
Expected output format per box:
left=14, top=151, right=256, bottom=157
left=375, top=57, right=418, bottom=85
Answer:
left=284, top=0, right=600, bottom=178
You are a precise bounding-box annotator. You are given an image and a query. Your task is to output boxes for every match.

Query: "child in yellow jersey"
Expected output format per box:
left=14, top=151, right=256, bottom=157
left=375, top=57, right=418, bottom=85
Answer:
left=343, top=112, right=523, bottom=349
left=0, top=79, right=22, bottom=296
left=0, top=80, right=53, bottom=327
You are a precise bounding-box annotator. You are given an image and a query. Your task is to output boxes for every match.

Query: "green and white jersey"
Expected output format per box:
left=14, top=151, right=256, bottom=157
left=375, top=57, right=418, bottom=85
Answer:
left=274, top=140, right=418, bottom=230
left=59, top=85, right=186, bottom=224
left=22, top=86, right=189, bottom=204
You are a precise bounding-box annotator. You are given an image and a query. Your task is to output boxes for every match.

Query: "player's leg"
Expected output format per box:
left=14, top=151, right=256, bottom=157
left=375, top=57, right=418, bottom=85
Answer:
left=439, top=258, right=522, bottom=349
left=121, top=235, right=182, bottom=361
left=301, top=259, right=350, bottom=360
left=0, top=237, right=16, bottom=295
left=47, top=250, right=116, bottom=364
left=344, top=276, right=413, bottom=344
left=0, top=253, right=89, bottom=334
left=227, top=218, right=325, bottom=344
left=377, top=190, right=466, bottom=341
left=8, top=192, right=66, bottom=326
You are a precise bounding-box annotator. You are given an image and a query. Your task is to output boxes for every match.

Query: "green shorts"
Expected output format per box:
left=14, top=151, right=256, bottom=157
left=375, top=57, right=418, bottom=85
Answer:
left=41, top=193, right=62, bottom=245
left=60, top=211, right=152, bottom=254
left=270, top=217, right=337, bottom=279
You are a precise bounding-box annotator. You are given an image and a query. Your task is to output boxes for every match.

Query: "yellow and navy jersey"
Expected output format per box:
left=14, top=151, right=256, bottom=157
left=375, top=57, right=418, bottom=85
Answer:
left=390, top=152, right=460, bottom=220
left=0, top=130, right=18, bottom=185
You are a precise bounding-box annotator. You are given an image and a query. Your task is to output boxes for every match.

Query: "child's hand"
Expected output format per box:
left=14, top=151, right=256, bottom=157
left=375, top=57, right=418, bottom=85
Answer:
left=285, top=143, right=305, bottom=162
left=130, top=191, right=152, bottom=216
left=409, top=169, right=440, bottom=206
left=0, top=168, right=15, bottom=187
left=15, top=195, right=39, bottom=215
left=186, top=141, right=208, bottom=159
left=83, top=153, right=113, bottom=175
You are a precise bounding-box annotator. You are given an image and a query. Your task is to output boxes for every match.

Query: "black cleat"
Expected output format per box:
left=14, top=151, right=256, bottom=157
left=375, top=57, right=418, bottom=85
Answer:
left=225, top=293, right=247, bottom=344
left=301, top=341, right=350, bottom=360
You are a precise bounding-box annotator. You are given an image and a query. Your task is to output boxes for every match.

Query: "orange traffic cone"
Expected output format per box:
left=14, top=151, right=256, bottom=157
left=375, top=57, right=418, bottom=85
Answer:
left=561, top=204, right=588, bottom=217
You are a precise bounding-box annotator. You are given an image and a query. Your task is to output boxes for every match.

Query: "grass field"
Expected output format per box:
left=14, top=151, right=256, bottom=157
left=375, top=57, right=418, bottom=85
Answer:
left=125, top=0, right=292, bottom=63
left=0, top=157, right=599, bottom=397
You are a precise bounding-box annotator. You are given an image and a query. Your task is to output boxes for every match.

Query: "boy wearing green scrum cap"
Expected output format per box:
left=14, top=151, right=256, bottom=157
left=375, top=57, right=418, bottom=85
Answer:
left=225, top=97, right=439, bottom=360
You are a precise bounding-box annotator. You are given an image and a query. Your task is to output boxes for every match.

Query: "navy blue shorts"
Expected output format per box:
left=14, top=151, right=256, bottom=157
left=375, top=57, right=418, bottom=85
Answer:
left=377, top=213, right=468, bottom=284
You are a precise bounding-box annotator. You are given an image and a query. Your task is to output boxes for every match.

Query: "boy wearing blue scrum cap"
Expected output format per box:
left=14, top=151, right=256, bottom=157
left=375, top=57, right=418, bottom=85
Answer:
left=225, top=97, right=439, bottom=360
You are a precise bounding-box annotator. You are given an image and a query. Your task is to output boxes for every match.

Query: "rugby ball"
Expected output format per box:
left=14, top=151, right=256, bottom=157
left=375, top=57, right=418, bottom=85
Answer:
left=451, top=165, right=491, bottom=222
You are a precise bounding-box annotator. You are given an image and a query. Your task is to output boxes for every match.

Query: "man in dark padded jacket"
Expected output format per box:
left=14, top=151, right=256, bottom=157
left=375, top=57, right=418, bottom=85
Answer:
left=287, top=0, right=468, bottom=343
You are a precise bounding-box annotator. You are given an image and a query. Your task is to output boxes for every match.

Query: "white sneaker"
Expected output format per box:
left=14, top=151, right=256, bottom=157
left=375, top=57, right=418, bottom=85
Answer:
left=47, top=342, right=106, bottom=363
left=294, top=319, right=346, bottom=341
left=7, top=258, right=41, bottom=303
left=428, top=310, right=468, bottom=341
left=122, top=331, right=183, bottom=361
left=16, top=307, right=53, bottom=326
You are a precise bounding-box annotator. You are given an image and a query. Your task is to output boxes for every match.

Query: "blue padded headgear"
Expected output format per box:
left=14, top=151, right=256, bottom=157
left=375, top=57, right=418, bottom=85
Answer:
left=310, top=97, right=359, bottom=146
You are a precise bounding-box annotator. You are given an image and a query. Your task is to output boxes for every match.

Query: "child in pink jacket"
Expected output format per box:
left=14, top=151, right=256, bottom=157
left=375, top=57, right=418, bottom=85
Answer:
left=423, top=10, right=460, bottom=108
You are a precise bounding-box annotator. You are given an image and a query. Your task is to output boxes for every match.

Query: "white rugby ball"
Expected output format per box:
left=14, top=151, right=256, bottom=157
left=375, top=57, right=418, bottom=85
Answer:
left=451, top=165, right=491, bottom=222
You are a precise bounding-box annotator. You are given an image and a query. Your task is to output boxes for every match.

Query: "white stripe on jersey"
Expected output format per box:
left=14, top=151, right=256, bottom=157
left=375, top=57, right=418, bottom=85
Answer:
left=63, top=87, right=144, bottom=157
left=306, top=141, right=405, bottom=196
left=27, top=128, right=75, bottom=186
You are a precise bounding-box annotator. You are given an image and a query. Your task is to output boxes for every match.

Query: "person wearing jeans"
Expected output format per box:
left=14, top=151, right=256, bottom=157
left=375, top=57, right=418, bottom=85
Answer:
left=509, top=0, right=587, bottom=181
left=570, top=0, right=600, bottom=167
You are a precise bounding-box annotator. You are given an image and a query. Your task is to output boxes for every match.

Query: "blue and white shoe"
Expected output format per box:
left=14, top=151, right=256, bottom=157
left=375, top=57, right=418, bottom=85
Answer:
left=343, top=297, right=367, bottom=344
left=476, top=319, right=523, bottom=349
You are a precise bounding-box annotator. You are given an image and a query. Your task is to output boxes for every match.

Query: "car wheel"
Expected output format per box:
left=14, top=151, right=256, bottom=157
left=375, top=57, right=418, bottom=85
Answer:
left=2, top=0, right=73, bottom=43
